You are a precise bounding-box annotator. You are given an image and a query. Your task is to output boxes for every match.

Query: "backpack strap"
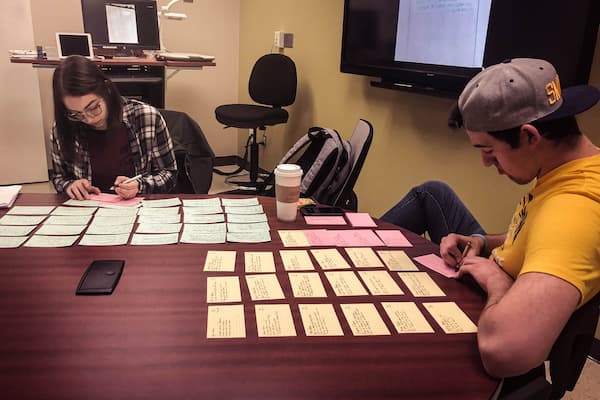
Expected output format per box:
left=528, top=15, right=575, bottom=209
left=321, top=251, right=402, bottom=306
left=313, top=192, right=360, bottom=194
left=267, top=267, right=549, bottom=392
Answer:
left=256, top=127, right=322, bottom=194
left=310, top=128, right=346, bottom=200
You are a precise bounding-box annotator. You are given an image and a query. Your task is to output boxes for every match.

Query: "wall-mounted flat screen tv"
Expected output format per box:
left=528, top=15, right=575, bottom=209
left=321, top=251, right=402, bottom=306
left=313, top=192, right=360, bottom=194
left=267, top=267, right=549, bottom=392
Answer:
left=340, top=0, right=599, bottom=98
left=81, top=0, right=161, bottom=52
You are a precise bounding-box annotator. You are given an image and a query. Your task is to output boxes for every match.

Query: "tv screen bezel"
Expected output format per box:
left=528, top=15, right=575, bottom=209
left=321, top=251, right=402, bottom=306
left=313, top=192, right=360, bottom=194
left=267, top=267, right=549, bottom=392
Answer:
left=340, top=0, right=599, bottom=98
left=81, top=0, right=161, bottom=51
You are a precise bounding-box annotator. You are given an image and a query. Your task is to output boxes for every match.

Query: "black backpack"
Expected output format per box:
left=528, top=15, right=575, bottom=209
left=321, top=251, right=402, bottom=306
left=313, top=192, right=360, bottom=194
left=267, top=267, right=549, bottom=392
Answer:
left=260, top=127, right=351, bottom=204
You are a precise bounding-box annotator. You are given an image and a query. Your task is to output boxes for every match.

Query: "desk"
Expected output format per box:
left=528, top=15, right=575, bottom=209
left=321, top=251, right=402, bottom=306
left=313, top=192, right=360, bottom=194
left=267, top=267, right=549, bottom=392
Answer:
left=10, top=56, right=216, bottom=108
left=9, top=55, right=216, bottom=69
left=0, top=193, right=499, bottom=399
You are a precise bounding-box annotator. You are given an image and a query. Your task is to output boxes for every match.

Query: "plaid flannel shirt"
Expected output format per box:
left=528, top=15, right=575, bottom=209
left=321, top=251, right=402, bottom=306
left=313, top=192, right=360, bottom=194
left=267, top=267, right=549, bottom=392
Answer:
left=51, top=98, right=177, bottom=194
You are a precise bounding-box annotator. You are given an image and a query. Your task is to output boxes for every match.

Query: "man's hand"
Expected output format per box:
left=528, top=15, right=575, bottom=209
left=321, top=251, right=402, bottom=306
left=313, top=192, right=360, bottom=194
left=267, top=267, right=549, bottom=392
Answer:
left=456, top=256, right=513, bottom=298
left=66, top=179, right=100, bottom=200
left=113, top=175, right=140, bottom=200
left=440, top=233, right=483, bottom=266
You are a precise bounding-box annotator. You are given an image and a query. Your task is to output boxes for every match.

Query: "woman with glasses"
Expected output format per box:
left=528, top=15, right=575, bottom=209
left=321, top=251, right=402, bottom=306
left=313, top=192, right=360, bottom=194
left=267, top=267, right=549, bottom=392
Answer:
left=50, top=55, right=177, bottom=200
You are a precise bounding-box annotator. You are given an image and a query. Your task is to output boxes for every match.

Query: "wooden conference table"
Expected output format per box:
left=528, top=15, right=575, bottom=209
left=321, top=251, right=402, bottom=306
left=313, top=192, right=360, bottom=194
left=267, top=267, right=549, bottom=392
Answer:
left=0, top=193, right=499, bottom=399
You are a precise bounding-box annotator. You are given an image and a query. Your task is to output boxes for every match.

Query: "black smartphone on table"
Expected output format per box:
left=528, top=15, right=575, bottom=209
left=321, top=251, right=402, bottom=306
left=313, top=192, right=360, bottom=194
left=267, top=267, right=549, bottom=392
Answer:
left=76, top=260, right=125, bottom=295
left=300, top=206, right=346, bottom=216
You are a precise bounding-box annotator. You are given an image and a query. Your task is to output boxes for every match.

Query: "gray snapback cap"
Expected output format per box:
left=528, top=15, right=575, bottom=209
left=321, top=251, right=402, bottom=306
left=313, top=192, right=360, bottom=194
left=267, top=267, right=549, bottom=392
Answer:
left=458, top=58, right=599, bottom=132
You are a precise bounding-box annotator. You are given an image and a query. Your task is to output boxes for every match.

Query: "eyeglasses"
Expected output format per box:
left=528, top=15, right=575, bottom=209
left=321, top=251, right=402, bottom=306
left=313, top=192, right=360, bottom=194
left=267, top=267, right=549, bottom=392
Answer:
left=66, top=101, right=103, bottom=122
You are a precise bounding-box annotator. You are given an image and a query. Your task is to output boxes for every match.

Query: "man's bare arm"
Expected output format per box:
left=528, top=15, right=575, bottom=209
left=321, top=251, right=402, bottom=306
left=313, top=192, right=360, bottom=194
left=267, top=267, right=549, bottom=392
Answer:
left=458, top=260, right=580, bottom=377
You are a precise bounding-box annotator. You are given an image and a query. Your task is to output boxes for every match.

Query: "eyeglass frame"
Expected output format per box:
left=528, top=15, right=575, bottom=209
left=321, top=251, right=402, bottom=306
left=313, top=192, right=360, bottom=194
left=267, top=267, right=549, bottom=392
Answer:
left=65, top=100, right=103, bottom=122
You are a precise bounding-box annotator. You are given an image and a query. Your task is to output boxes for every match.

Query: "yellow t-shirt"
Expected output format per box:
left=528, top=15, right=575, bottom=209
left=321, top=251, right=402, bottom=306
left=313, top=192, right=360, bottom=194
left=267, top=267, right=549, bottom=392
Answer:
left=492, top=152, right=600, bottom=307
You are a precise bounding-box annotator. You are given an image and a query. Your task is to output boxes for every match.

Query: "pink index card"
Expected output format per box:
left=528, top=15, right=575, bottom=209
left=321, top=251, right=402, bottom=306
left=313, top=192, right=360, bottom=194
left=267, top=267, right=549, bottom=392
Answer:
left=331, top=229, right=385, bottom=247
left=375, top=230, right=413, bottom=247
left=413, top=253, right=457, bottom=278
left=304, top=216, right=347, bottom=225
left=345, top=213, right=377, bottom=228
left=89, top=193, right=143, bottom=207
left=304, top=229, right=336, bottom=246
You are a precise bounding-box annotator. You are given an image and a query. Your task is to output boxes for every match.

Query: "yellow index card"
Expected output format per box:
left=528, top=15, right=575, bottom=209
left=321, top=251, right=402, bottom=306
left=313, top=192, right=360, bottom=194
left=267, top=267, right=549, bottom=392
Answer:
left=206, top=304, right=246, bottom=338
left=324, top=271, right=369, bottom=296
left=298, top=304, right=344, bottom=336
left=204, top=250, right=237, bottom=272
left=358, top=270, right=404, bottom=295
left=423, top=302, right=478, bottom=334
left=398, top=272, right=446, bottom=297
left=278, top=230, right=310, bottom=247
left=341, top=303, right=390, bottom=336
left=244, top=251, right=276, bottom=273
left=377, top=250, right=419, bottom=271
left=279, top=249, right=315, bottom=271
left=310, top=248, right=351, bottom=270
left=245, top=274, right=285, bottom=301
left=288, top=272, right=327, bottom=298
left=207, top=276, right=242, bottom=303
left=382, top=302, right=435, bottom=333
left=344, top=247, right=384, bottom=268
left=255, top=304, right=297, bottom=337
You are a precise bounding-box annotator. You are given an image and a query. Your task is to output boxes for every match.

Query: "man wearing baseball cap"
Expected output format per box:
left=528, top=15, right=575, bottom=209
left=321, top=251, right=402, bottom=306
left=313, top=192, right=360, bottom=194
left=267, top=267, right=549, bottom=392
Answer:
left=442, top=58, right=600, bottom=385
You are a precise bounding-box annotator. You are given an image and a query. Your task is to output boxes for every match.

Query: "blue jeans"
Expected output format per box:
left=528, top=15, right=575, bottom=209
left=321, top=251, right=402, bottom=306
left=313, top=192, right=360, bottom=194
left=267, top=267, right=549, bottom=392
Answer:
left=380, top=181, right=485, bottom=244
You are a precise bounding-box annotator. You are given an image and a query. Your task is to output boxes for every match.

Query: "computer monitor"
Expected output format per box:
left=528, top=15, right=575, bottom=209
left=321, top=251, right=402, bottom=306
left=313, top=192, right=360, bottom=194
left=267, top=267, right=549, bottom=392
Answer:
left=81, top=0, right=161, bottom=55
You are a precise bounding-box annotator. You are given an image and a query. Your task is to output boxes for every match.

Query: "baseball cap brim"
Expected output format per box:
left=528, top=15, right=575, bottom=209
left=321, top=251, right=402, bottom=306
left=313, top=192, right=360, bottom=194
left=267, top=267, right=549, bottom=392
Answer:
left=536, top=84, right=600, bottom=123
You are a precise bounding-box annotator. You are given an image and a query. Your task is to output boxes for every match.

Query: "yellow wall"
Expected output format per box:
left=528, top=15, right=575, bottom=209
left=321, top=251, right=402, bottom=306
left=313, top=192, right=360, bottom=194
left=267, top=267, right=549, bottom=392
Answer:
left=238, top=0, right=600, bottom=339
left=238, top=0, right=600, bottom=234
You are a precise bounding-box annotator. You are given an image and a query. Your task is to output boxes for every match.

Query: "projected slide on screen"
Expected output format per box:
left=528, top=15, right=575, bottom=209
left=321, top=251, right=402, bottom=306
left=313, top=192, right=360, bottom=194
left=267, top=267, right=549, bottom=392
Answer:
left=395, top=0, right=491, bottom=68
left=106, top=3, right=139, bottom=44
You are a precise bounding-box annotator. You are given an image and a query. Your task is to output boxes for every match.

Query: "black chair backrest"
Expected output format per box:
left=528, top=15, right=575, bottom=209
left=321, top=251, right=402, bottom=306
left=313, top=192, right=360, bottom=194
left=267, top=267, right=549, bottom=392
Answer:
left=249, top=54, right=297, bottom=107
left=159, top=109, right=215, bottom=194
left=548, top=292, right=600, bottom=399
left=500, top=292, right=600, bottom=400
left=332, top=119, right=373, bottom=210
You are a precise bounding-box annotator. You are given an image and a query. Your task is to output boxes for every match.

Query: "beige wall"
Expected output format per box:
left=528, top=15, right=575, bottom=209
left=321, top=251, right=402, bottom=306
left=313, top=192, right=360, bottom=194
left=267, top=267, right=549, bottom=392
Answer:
left=238, top=0, right=600, bottom=235
left=0, top=1, right=48, bottom=184
left=28, top=0, right=240, bottom=166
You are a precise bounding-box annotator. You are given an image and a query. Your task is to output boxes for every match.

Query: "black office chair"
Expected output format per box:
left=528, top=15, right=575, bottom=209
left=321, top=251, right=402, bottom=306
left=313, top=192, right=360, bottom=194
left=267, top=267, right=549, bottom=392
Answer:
left=214, top=53, right=297, bottom=188
left=325, top=119, right=373, bottom=211
left=158, top=109, right=215, bottom=194
left=500, top=292, right=600, bottom=400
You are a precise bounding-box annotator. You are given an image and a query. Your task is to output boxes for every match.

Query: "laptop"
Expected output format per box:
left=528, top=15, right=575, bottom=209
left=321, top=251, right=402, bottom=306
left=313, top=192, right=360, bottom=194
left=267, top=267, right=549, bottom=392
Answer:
left=56, top=33, right=94, bottom=59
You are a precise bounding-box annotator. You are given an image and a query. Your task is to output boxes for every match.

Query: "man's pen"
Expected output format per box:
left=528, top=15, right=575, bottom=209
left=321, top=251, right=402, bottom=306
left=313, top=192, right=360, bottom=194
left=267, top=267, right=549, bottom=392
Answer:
left=455, top=240, right=472, bottom=270
left=110, top=174, right=142, bottom=191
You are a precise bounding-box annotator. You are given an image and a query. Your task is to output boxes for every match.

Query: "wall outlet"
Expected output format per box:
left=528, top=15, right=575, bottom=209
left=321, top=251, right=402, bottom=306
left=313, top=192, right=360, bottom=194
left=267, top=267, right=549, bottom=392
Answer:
left=274, top=31, right=285, bottom=48
left=283, top=33, right=294, bottom=48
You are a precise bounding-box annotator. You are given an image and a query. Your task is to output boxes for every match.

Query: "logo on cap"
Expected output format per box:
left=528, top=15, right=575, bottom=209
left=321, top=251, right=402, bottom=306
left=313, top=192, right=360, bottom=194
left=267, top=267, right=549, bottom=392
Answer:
left=546, top=74, right=562, bottom=105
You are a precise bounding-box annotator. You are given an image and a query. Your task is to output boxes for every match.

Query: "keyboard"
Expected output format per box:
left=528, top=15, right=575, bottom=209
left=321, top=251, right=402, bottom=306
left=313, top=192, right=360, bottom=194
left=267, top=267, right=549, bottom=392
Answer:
left=155, top=52, right=215, bottom=61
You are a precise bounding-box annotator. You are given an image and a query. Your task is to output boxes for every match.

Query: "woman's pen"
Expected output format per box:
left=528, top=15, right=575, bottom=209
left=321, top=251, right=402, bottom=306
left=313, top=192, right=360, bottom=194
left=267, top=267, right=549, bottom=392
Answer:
left=110, top=174, right=142, bottom=191
left=455, top=240, right=472, bottom=270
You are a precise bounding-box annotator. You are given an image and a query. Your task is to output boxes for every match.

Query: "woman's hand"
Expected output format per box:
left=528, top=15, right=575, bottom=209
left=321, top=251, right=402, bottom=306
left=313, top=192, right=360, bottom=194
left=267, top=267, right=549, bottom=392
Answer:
left=113, top=175, right=140, bottom=200
left=66, top=179, right=100, bottom=200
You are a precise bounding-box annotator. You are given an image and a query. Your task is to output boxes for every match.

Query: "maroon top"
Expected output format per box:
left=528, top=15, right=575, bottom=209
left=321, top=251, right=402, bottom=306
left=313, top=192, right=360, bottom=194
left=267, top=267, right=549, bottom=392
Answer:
left=88, top=123, right=135, bottom=191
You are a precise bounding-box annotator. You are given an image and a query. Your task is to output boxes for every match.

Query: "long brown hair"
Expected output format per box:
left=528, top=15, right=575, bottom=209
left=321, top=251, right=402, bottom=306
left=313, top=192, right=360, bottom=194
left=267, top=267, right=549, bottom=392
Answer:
left=52, top=55, right=123, bottom=160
